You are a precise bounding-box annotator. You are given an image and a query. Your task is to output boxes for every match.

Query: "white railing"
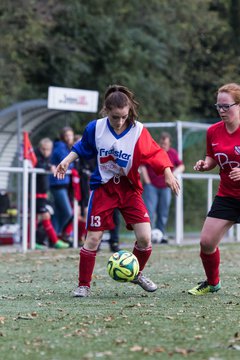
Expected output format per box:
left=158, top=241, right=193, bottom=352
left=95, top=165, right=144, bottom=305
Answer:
left=1, top=166, right=239, bottom=251
left=0, top=164, right=79, bottom=252
left=175, top=173, right=240, bottom=244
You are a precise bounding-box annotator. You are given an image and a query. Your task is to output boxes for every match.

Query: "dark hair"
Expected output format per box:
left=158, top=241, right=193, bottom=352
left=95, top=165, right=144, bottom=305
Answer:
left=100, top=84, right=139, bottom=125
left=60, top=126, right=74, bottom=141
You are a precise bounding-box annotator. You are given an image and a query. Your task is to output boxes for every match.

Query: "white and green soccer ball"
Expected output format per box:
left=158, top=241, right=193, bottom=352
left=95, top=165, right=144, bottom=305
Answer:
left=107, top=250, right=139, bottom=282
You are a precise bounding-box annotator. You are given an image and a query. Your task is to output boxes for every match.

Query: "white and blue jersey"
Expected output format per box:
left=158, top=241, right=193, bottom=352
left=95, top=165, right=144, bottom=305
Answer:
left=72, top=117, right=172, bottom=193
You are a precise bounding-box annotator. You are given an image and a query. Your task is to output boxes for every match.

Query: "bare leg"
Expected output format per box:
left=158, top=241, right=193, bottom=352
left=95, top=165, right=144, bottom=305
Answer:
left=84, top=230, right=103, bottom=251
left=132, top=222, right=151, bottom=249
left=200, top=217, right=234, bottom=253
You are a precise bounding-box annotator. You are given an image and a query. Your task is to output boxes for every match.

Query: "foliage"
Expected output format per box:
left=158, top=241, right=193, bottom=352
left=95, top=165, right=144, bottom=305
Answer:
left=1, top=0, right=239, bottom=122
left=1, top=0, right=238, bottom=228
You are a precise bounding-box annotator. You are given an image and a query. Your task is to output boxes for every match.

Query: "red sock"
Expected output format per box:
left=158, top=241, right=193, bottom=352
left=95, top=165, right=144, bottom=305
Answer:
left=78, top=220, right=87, bottom=239
left=42, top=219, right=58, bottom=244
left=63, top=221, right=73, bottom=236
left=132, top=242, right=152, bottom=272
left=200, top=248, right=220, bottom=286
left=79, top=247, right=97, bottom=287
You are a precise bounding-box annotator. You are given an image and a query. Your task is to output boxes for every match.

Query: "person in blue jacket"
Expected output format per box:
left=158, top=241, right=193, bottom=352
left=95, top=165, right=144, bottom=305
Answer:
left=50, top=126, right=74, bottom=239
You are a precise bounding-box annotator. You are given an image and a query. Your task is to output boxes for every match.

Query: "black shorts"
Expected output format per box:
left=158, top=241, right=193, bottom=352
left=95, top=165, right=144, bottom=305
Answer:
left=36, top=198, right=54, bottom=215
left=208, top=196, right=240, bottom=223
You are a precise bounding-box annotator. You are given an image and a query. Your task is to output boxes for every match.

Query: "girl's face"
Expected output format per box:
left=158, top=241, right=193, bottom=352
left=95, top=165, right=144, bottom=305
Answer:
left=63, top=130, right=74, bottom=146
left=107, top=106, right=130, bottom=134
left=216, top=92, right=240, bottom=125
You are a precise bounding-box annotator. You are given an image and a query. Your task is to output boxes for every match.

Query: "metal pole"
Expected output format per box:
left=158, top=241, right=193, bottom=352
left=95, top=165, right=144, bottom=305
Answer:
left=175, top=175, right=183, bottom=245
left=236, top=224, right=240, bottom=242
left=73, top=198, right=79, bottom=248
left=17, top=108, right=22, bottom=232
left=207, top=178, right=213, bottom=211
left=176, top=121, right=183, bottom=160
left=22, top=159, right=29, bottom=252
left=30, top=172, right=37, bottom=249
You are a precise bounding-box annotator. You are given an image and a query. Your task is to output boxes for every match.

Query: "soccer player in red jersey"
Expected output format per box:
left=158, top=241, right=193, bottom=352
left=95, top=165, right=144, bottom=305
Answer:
left=55, top=84, right=180, bottom=297
left=189, top=83, right=240, bottom=295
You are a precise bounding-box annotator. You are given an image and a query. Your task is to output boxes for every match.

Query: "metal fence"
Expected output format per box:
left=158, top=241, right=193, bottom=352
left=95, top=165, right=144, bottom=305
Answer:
left=0, top=164, right=79, bottom=252
left=1, top=164, right=239, bottom=252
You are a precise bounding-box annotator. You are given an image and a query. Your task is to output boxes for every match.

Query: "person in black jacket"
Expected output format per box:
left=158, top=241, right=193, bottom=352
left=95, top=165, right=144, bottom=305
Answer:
left=35, top=138, right=69, bottom=249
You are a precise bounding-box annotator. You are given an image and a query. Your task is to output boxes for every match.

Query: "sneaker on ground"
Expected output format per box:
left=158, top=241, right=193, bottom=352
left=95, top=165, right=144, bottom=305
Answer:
left=160, top=238, right=168, bottom=244
left=109, top=242, right=120, bottom=252
left=188, top=280, right=221, bottom=295
left=73, top=286, right=91, bottom=297
left=131, top=273, right=158, bottom=292
left=54, top=239, right=70, bottom=249
left=35, top=243, right=48, bottom=250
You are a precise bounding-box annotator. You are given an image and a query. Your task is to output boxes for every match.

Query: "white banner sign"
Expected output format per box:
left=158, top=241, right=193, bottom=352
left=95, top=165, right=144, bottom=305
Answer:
left=48, top=86, right=99, bottom=113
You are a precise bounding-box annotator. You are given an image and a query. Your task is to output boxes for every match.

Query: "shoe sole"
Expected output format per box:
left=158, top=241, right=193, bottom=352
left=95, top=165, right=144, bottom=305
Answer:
left=131, top=282, right=158, bottom=292
left=188, top=288, right=221, bottom=296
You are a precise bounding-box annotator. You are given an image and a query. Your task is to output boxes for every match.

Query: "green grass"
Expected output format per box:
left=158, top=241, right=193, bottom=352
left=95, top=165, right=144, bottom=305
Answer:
left=1, top=243, right=240, bottom=360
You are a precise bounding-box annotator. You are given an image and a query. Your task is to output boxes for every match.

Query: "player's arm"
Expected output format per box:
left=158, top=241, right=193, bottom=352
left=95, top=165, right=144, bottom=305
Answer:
left=54, top=151, right=78, bottom=179
left=139, top=165, right=151, bottom=184
left=164, top=167, right=180, bottom=195
left=193, top=156, right=217, bottom=172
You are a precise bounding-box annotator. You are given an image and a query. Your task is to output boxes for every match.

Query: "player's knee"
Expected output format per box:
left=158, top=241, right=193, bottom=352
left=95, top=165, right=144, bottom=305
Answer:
left=85, top=232, right=102, bottom=250
left=200, top=234, right=215, bottom=253
left=136, top=234, right=151, bottom=249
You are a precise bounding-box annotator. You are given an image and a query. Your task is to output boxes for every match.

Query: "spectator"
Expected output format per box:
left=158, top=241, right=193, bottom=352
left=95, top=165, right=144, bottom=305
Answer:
left=142, top=132, right=185, bottom=243
left=49, top=127, right=74, bottom=242
left=35, top=138, right=69, bottom=249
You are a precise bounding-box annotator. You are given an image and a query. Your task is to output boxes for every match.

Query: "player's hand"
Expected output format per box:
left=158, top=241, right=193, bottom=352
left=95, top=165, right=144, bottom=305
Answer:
left=229, top=167, right=240, bottom=181
left=167, top=176, right=180, bottom=195
left=54, top=162, right=69, bottom=179
left=164, top=172, right=180, bottom=195
left=193, top=160, right=208, bottom=172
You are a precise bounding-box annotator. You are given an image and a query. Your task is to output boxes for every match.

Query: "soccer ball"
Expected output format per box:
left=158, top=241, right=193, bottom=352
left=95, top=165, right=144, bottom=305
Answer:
left=107, top=250, right=139, bottom=282
left=151, top=228, right=163, bottom=244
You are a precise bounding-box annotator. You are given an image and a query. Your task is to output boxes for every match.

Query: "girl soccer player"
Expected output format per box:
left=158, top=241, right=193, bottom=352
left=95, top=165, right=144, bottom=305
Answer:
left=54, top=84, right=180, bottom=297
left=189, top=83, right=240, bottom=295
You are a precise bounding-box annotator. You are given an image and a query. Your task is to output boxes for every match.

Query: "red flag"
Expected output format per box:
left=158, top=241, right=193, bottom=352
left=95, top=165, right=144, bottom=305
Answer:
left=23, top=132, right=37, bottom=167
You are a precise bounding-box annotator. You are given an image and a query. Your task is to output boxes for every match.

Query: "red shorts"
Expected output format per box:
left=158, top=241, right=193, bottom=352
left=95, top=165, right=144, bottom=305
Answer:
left=87, top=177, right=150, bottom=231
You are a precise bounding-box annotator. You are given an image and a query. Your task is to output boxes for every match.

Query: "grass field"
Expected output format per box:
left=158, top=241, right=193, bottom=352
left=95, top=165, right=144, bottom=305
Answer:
left=1, top=242, right=240, bottom=360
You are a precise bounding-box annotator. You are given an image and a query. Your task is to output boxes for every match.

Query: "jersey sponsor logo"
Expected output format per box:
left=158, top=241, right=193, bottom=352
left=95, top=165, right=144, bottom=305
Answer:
left=234, top=146, right=240, bottom=155
left=99, top=148, right=131, bottom=168
left=212, top=143, right=219, bottom=147
left=215, top=152, right=240, bottom=170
